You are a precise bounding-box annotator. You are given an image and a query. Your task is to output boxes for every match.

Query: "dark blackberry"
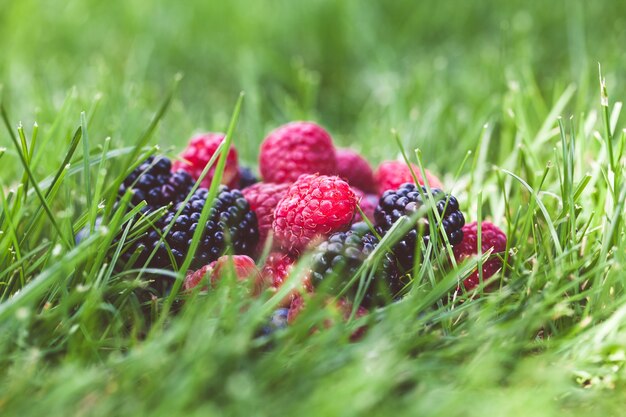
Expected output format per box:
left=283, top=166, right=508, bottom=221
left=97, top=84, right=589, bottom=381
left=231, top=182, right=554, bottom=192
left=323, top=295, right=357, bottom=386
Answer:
left=127, top=186, right=259, bottom=270
left=374, top=183, right=465, bottom=270
left=239, top=166, right=259, bottom=189
left=261, top=308, right=290, bottom=336
left=310, top=230, right=402, bottom=307
left=118, top=156, right=194, bottom=212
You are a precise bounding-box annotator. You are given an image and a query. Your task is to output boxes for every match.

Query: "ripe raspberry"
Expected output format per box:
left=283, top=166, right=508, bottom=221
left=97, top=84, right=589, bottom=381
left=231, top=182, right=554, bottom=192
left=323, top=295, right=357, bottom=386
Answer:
left=262, top=251, right=309, bottom=307
left=273, top=174, right=357, bottom=252
left=287, top=296, right=368, bottom=341
left=453, top=221, right=507, bottom=290
left=335, top=149, right=377, bottom=194
left=259, top=121, right=337, bottom=183
left=242, top=182, right=290, bottom=253
left=375, top=183, right=465, bottom=270
left=173, top=132, right=240, bottom=189
left=261, top=251, right=296, bottom=289
left=183, top=255, right=266, bottom=293
left=375, top=160, right=444, bottom=194
left=287, top=295, right=305, bottom=324
left=351, top=187, right=378, bottom=223
left=335, top=299, right=369, bottom=342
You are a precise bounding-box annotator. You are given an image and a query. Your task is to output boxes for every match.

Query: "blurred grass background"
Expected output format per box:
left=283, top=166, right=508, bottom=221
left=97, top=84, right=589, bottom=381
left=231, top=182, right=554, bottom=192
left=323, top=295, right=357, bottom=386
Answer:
left=3, top=0, right=626, bottom=416
left=2, top=0, right=625, bottom=170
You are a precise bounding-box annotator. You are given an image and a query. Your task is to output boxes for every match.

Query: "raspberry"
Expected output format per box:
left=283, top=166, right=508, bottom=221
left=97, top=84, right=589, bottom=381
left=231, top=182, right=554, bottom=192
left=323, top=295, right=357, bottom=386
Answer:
left=118, top=156, right=194, bottom=212
left=374, top=183, right=465, bottom=270
left=239, top=166, right=259, bottom=189
left=242, top=182, right=290, bottom=253
left=310, top=230, right=401, bottom=307
left=183, top=255, right=265, bottom=293
left=172, top=132, right=240, bottom=189
left=262, top=252, right=310, bottom=307
left=335, top=299, right=369, bottom=342
left=453, top=221, right=507, bottom=290
left=351, top=187, right=378, bottom=224
left=375, top=160, right=443, bottom=194
left=287, top=295, right=305, bottom=324
left=124, top=187, right=259, bottom=270
left=259, top=121, right=337, bottom=183
left=335, top=149, right=377, bottom=194
left=287, top=296, right=368, bottom=341
left=273, top=174, right=357, bottom=252
left=262, top=251, right=296, bottom=289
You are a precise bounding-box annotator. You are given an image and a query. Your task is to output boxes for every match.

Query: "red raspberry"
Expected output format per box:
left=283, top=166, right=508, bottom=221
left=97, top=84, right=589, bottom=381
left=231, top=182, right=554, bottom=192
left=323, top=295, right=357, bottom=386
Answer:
left=183, top=255, right=267, bottom=294
left=336, top=299, right=369, bottom=342
left=273, top=174, right=357, bottom=252
left=287, top=297, right=368, bottom=341
left=351, top=187, right=378, bottom=223
left=375, top=160, right=443, bottom=194
left=453, top=221, right=507, bottom=290
left=259, top=121, right=337, bottom=183
left=242, top=182, right=290, bottom=253
left=335, top=149, right=377, bottom=194
left=262, top=252, right=311, bottom=307
left=173, top=132, right=239, bottom=189
left=287, top=295, right=305, bottom=324
left=262, top=251, right=296, bottom=289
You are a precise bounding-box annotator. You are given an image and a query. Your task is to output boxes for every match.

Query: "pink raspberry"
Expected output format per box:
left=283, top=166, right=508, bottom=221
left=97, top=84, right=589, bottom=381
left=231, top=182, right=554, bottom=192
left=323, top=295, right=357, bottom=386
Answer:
left=375, top=160, right=443, bottom=194
left=273, top=174, right=357, bottom=252
left=261, top=252, right=311, bottom=307
left=183, top=255, right=267, bottom=294
left=173, top=132, right=239, bottom=189
left=242, top=182, right=290, bottom=253
left=259, top=121, right=337, bottom=183
left=350, top=187, right=378, bottom=223
left=453, top=221, right=507, bottom=290
left=335, top=148, right=377, bottom=194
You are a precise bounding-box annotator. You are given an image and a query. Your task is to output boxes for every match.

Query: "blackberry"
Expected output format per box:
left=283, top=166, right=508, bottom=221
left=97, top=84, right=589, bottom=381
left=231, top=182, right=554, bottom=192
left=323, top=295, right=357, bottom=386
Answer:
left=310, top=230, right=402, bottom=307
left=118, top=156, right=194, bottom=212
left=261, top=308, right=290, bottom=336
left=374, top=183, right=465, bottom=270
left=239, top=166, right=259, bottom=189
left=127, top=186, right=259, bottom=270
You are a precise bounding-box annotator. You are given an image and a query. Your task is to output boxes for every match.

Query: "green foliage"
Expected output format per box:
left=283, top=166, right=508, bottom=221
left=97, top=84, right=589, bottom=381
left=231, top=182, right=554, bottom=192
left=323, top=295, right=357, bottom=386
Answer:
left=2, top=0, right=626, bottom=415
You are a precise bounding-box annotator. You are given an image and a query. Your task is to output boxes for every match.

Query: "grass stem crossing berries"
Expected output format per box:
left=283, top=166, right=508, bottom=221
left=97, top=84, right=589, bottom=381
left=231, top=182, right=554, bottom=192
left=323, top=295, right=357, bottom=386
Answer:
left=113, top=120, right=479, bottom=324
left=453, top=221, right=507, bottom=290
left=124, top=187, right=259, bottom=271
left=375, top=160, right=443, bottom=195
left=173, top=132, right=240, bottom=189
left=374, top=183, right=465, bottom=270
left=118, top=156, right=194, bottom=213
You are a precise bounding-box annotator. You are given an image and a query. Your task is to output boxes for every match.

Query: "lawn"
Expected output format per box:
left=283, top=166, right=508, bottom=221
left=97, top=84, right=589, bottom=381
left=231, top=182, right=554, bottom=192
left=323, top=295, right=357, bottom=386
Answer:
left=2, top=0, right=626, bottom=415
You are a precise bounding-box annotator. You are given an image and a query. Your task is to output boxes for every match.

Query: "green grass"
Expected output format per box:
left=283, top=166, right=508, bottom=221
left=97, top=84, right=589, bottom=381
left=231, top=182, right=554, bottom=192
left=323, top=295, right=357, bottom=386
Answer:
left=3, top=0, right=626, bottom=415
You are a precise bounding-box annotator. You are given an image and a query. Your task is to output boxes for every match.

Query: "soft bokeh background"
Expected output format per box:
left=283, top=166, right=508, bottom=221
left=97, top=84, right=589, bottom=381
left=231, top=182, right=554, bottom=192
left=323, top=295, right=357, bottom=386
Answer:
left=2, top=0, right=625, bottom=173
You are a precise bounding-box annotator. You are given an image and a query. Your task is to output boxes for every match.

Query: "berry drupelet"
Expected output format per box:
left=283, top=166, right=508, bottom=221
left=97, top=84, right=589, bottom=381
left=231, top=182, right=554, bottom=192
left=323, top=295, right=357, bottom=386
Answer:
left=310, top=230, right=402, bottom=307
left=374, top=183, right=465, bottom=270
left=126, top=186, right=259, bottom=270
left=118, top=156, right=194, bottom=212
left=239, top=166, right=259, bottom=189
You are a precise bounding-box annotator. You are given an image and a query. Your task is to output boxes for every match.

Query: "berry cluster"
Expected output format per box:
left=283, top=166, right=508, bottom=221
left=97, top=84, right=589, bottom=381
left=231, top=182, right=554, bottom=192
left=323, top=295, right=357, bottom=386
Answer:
left=103, top=120, right=507, bottom=337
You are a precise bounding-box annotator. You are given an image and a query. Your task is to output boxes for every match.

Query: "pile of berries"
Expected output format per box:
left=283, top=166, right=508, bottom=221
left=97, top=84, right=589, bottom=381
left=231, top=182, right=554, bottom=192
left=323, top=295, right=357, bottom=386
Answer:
left=108, top=121, right=508, bottom=334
